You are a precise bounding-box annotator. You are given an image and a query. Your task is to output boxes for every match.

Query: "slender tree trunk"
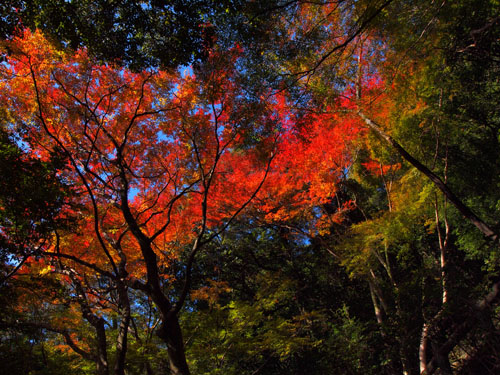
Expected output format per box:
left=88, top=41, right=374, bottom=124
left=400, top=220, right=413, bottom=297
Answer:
left=369, top=281, right=384, bottom=326
left=69, top=271, right=109, bottom=375
left=357, top=111, right=497, bottom=242
left=419, top=322, right=430, bottom=375
left=114, top=282, right=131, bottom=375
left=418, top=198, right=452, bottom=375
left=368, top=269, right=387, bottom=326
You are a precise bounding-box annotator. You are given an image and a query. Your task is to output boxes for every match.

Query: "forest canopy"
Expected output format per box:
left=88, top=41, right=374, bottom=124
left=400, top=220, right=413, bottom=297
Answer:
left=1, top=1, right=500, bottom=374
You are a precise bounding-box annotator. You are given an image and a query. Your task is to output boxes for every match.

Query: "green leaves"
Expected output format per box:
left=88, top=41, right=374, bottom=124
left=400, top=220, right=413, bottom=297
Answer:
left=0, top=123, right=71, bottom=265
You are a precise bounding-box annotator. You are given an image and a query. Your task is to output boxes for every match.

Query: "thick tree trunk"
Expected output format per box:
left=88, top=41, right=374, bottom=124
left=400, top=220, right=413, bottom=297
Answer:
left=430, top=341, right=453, bottom=375
left=157, top=314, right=191, bottom=375
left=144, top=362, right=154, bottom=375
left=95, top=319, right=109, bottom=375
left=120, top=173, right=192, bottom=375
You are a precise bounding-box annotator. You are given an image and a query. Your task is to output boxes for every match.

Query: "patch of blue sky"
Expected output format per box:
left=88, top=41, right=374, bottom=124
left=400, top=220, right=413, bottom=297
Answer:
left=180, top=65, right=193, bottom=78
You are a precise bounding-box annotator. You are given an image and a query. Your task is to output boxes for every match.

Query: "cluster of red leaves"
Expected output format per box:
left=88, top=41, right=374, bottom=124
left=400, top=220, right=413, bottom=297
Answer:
left=1, top=29, right=366, bottom=276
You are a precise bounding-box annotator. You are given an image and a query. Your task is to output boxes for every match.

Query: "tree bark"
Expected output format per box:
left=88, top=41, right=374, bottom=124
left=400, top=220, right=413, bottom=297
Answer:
left=369, top=281, right=384, bottom=326
left=114, top=282, right=131, bottom=375
left=357, top=111, right=500, bottom=374
left=419, top=322, right=429, bottom=375
left=157, top=314, right=191, bottom=375
left=358, top=111, right=497, bottom=242
left=69, top=271, right=109, bottom=375
left=119, top=170, right=191, bottom=375
left=95, top=319, right=109, bottom=375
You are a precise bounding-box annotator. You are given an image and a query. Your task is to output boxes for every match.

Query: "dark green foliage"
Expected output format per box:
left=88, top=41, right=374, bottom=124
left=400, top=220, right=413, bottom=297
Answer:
left=176, top=223, right=381, bottom=374
left=0, top=331, right=89, bottom=375
left=0, top=0, right=279, bottom=70
left=0, top=124, right=71, bottom=280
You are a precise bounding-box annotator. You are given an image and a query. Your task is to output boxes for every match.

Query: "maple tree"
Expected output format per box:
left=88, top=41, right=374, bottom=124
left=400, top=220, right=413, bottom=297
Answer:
left=2, top=1, right=500, bottom=374
left=0, top=26, right=361, bottom=373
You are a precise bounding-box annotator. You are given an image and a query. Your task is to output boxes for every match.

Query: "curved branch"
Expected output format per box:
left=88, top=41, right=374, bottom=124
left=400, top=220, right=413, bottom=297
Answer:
left=42, top=252, right=115, bottom=279
left=0, top=254, right=30, bottom=285
left=358, top=111, right=498, bottom=242
left=29, top=60, right=119, bottom=275
left=2, top=321, right=95, bottom=362
left=174, top=136, right=278, bottom=314
left=292, top=0, right=395, bottom=78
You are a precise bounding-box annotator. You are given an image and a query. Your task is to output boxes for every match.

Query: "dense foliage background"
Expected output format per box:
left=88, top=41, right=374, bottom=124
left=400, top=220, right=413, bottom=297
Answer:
left=1, top=1, right=499, bottom=374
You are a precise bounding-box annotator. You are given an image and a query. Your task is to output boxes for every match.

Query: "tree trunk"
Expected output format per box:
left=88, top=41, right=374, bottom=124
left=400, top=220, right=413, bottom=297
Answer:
left=69, top=271, right=109, bottom=375
left=419, top=322, right=429, bottom=375
left=369, top=281, right=384, bottom=326
left=95, top=318, right=109, bottom=375
left=114, top=282, right=131, bottom=375
left=358, top=111, right=497, bottom=242
left=120, top=176, right=191, bottom=375
left=157, top=314, right=191, bottom=375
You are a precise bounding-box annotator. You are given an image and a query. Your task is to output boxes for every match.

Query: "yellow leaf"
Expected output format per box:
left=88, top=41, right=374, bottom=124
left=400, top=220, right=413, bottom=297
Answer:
left=39, top=265, right=53, bottom=276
